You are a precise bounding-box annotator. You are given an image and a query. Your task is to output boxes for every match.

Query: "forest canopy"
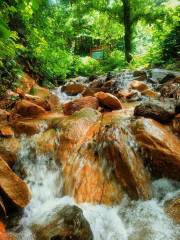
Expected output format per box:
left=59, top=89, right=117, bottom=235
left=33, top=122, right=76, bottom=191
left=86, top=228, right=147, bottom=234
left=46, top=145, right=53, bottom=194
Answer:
left=0, top=0, right=179, bottom=92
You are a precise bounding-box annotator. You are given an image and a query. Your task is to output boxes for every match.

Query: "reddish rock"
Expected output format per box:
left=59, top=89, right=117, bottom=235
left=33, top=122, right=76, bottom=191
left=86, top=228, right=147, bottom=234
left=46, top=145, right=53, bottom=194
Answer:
left=15, top=100, right=46, bottom=117
left=0, top=157, right=31, bottom=208
left=63, top=96, right=99, bottom=115
left=58, top=108, right=123, bottom=204
left=130, top=80, right=149, bottom=92
left=131, top=118, right=180, bottom=180
left=95, top=92, right=123, bottom=110
left=62, top=83, right=86, bottom=95
left=24, top=94, right=51, bottom=111
left=98, top=113, right=152, bottom=200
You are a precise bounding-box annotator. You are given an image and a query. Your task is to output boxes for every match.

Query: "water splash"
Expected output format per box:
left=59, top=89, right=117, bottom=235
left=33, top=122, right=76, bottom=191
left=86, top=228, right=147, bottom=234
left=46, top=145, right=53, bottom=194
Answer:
left=53, top=86, right=82, bottom=104
left=12, top=133, right=180, bottom=240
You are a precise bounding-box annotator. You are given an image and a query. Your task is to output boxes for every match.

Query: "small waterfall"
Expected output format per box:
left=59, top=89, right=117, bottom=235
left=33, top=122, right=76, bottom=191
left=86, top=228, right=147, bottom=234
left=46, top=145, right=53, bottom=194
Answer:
left=9, top=85, right=180, bottom=240
left=53, top=86, right=82, bottom=103
left=10, top=131, right=180, bottom=240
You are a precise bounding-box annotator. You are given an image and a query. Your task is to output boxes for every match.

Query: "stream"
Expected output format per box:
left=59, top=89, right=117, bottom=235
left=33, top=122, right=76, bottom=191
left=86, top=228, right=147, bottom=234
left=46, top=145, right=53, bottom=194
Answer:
left=9, top=70, right=180, bottom=240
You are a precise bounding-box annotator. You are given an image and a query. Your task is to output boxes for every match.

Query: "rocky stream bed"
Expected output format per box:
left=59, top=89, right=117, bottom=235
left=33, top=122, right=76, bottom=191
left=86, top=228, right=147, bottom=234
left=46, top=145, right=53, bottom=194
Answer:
left=0, top=68, right=179, bottom=240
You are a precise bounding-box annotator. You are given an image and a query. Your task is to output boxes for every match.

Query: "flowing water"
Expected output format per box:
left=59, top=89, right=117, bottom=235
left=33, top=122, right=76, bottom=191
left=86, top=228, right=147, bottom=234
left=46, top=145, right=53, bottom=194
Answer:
left=10, top=73, right=180, bottom=239
left=12, top=135, right=180, bottom=240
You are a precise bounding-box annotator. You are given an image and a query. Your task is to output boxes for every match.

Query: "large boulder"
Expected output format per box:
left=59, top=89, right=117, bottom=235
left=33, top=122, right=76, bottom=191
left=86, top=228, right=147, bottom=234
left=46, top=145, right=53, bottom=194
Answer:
left=97, top=112, right=152, bottom=200
left=33, top=205, right=93, bottom=240
left=95, top=92, right=123, bottom=110
left=24, top=94, right=51, bottom=111
left=57, top=108, right=123, bottom=204
left=134, top=100, right=176, bottom=123
left=0, top=157, right=31, bottom=208
left=63, top=96, right=99, bottom=115
left=131, top=118, right=180, bottom=180
left=15, top=100, right=46, bottom=117
left=62, top=83, right=86, bottom=95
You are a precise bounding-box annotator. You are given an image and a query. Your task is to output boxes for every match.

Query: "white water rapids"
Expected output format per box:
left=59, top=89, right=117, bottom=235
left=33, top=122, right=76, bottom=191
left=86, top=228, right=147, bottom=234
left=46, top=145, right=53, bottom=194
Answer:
left=12, top=135, right=180, bottom=240
left=11, top=77, right=180, bottom=240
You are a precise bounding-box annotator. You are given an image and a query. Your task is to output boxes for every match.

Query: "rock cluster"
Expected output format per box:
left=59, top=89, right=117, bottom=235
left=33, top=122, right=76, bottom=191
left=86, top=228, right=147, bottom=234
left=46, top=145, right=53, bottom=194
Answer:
left=0, top=69, right=180, bottom=237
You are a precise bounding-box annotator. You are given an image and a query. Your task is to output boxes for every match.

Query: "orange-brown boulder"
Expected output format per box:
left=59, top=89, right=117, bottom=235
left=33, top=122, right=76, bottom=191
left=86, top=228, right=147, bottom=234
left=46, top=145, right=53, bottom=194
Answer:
left=130, top=80, right=149, bottom=92
left=24, top=94, right=51, bottom=111
left=0, top=157, right=31, bottom=208
left=95, top=92, right=123, bottom=110
left=63, top=96, right=99, bottom=115
left=0, top=138, right=20, bottom=166
left=15, top=100, right=46, bottom=117
left=131, top=118, right=180, bottom=180
left=62, top=83, right=86, bottom=95
left=165, top=197, right=180, bottom=224
left=98, top=112, right=152, bottom=200
left=57, top=108, right=123, bottom=204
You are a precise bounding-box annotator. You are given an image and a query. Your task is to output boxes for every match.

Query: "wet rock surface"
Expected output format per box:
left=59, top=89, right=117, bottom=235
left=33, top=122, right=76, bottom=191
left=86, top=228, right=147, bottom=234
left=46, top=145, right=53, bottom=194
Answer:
left=0, top=156, right=31, bottom=208
left=33, top=205, right=93, bottom=240
left=63, top=96, right=99, bottom=115
left=131, top=118, right=180, bottom=180
left=134, top=100, right=177, bottom=123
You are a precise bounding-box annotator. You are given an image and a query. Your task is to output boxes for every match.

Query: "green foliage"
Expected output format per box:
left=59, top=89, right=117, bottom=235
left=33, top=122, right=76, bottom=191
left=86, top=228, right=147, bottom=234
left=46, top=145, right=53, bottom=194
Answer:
left=0, top=0, right=179, bottom=92
left=102, top=50, right=127, bottom=72
left=76, top=57, right=103, bottom=76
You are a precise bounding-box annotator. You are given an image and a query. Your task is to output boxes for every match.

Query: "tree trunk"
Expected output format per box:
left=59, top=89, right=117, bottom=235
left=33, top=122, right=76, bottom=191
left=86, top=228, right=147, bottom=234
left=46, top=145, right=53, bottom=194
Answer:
left=122, top=0, right=132, bottom=63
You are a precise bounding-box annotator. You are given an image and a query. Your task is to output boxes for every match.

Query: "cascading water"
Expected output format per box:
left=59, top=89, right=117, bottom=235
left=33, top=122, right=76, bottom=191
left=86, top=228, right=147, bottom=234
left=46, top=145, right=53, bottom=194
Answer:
left=10, top=74, right=180, bottom=240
